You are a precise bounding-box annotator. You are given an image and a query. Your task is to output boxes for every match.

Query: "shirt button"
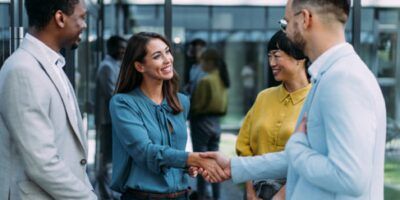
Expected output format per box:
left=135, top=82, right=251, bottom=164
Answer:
left=80, top=159, right=87, bottom=165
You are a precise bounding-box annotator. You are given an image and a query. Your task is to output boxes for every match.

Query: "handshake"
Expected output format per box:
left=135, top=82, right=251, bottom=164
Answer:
left=186, top=152, right=231, bottom=183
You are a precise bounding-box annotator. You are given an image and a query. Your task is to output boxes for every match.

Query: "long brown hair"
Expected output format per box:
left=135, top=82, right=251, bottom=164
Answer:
left=114, top=32, right=183, bottom=114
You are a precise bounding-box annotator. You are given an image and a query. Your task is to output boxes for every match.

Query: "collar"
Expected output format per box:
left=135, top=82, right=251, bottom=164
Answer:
left=104, top=55, right=120, bottom=67
left=134, top=87, right=172, bottom=112
left=308, top=42, right=350, bottom=83
left=25, top=33, right=65, bottom=69
left=278, top=83, right=312, bottom=105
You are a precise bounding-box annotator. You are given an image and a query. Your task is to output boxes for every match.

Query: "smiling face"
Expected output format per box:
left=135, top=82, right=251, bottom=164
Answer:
left=62, top=0, right=87, bottom=50
left=135, top=38, right=174, bottom=81
left=268, top=49, right=302, bottom=82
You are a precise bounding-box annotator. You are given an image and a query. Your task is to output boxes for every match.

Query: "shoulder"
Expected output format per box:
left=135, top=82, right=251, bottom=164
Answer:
left=1, top=49, right=46, bottom=83
left=2, top=49, right=37, bottom=72
left=177, top=93, right=190, bottom=110
left=110, top=92, right=141, bottom=111
left=257, top=85, right=281, bottom=98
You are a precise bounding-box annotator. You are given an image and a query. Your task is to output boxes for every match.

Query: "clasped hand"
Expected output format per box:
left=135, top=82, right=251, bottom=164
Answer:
left=187, top=152, right=231, bottom=183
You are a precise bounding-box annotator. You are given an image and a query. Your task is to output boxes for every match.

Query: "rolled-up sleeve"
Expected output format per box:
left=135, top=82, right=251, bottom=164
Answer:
left=110, top=95, right=188, bottom=174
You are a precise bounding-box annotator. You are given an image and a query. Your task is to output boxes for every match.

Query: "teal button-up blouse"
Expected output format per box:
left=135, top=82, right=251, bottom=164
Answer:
left=109, top=88, right=190, bottom=193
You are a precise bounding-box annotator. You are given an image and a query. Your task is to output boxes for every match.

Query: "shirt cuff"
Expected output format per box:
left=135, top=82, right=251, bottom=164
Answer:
left=230, top=157, right=247, bottom=184
left=172, top=151, right=189, bottom=168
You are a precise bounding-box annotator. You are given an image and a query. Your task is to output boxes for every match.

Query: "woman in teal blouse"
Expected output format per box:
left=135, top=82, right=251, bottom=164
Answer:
left=109, top=32, right=228, bottom=200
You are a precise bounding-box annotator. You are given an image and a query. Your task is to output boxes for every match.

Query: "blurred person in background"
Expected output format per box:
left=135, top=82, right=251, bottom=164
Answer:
left=184, top=38, right=207, bottom=96
left=95, top=35, right=127, bottom=199
left=190, top=48, right=230, bottom=200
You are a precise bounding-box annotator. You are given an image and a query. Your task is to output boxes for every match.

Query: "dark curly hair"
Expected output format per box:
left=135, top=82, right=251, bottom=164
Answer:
left=25, top=0, right=80, bottom=30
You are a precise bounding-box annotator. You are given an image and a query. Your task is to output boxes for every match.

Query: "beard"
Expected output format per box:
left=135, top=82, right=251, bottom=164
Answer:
left=289, top=22, right=307, bottom=52
left=70, top=43, right=79, bottom=50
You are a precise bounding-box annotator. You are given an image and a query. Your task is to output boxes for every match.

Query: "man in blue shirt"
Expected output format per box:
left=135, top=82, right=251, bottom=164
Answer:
left=199, top=0, right=386, bottom=199
left=95, top=35, right=126, bottom=199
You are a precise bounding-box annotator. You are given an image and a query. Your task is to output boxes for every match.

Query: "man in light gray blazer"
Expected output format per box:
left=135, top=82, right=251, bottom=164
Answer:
left=200, top=0, right=386, bottom=199
left=0, top=0, right=97, bottom=199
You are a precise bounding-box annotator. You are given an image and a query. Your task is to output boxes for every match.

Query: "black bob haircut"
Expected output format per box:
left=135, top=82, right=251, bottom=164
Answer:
left=267, top=30, right=308, bottom=61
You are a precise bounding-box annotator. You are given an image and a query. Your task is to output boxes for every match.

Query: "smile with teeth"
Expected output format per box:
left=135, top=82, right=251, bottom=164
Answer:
left=272, top=69, right=280, bottom=75
left=161, top=66, right=172, bottom=73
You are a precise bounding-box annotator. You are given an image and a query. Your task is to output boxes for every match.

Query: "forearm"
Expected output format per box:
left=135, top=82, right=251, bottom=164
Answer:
left=231, top=151, right=287, bottom=183
left=140, top=144, right=189, bottom=172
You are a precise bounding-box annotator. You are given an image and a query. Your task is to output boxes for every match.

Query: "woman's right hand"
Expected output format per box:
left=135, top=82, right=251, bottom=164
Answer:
left=246, top=181, right=262, bottom=200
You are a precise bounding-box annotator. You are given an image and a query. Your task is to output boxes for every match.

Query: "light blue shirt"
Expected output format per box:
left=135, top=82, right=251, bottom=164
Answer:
left=231, top=43, right=386, bottom=200
left=109, top=88, right=190, bottom=193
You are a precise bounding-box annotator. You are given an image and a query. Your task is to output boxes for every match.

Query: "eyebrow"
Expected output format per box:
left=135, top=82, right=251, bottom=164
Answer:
left=150, top=46, right=169, bottom=57
left=268, top=50, right=280, bottom=54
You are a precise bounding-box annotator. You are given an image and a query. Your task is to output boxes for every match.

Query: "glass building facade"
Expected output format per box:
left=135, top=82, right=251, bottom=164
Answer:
left=1, top=0, right=400, bottom=198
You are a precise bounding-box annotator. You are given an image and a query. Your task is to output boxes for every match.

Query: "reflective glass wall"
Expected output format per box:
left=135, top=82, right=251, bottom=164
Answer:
left=0, top=2, right=10, bottom=67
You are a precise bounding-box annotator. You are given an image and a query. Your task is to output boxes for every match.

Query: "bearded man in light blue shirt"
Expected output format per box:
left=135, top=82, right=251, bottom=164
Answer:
left=199, top=0, right=386, bottom=199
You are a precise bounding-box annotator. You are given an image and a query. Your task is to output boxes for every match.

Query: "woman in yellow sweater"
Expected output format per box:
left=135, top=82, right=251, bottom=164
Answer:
left=235, top=30, right=311, bottom=200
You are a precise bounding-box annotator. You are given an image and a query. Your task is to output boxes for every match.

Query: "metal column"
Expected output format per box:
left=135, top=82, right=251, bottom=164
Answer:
left=164, top=0, right=172, bottom=42
left=10, top=0, right=24, bottom=52
left=352, top=0, right=361, bottom=53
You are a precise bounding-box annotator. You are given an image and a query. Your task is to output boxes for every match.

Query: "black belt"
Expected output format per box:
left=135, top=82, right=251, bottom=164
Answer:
left=125, top=189, right=189, bottom=199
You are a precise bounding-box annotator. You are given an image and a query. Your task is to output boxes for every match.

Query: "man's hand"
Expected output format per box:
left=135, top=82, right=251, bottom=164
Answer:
left=198, top=151, right=231, bottom=182
left=295, top=114, right=307, bottom=134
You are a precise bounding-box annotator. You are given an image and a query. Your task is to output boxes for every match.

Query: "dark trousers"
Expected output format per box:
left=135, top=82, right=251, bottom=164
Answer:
left=95, top=124, right=117, bottom=199
left=190, top=116, right=221, bottom=199
left=121, top=192, right=189, bottom=200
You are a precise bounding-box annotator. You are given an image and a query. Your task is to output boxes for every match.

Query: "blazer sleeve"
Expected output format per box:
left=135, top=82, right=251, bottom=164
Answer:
left=231, top=151, right=288, bottom=183
left=235, top=106, right=254, bottom=156
left=285, top=72, right=376, bottom=196
left=109, top=95, right=189, bottom=174
left=1, top=65, right=96, bottom=199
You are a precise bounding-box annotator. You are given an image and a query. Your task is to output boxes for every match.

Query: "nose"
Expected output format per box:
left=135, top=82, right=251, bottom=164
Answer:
left=163, top=54, right=173, bottom=64
left=82, top=20, right=87, bottom=30
left=269, top=58, right=277, bottom=67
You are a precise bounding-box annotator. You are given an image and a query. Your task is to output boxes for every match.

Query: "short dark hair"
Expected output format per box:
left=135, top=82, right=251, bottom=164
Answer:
left=107, top=35, right=126, bottom=57
left=292, top=0, right=350, bottom=24
left=190, top=38, right=206, bottom=47
left=268, top=30, right=308, bottom=61
left=25, top=0, right=80, bottom=30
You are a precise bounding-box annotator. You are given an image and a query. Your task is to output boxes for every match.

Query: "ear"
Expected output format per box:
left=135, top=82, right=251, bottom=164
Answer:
left=134, top=61, right=145, bottom=73
left=54, top=10, right=66, bottom=28
left=302, top=9, right=312, bottom=30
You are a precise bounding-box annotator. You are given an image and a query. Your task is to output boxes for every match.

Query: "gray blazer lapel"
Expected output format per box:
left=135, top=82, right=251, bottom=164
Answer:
left=19, top=38, right=87, bottom=154
left=65, top=77, right=88, bottom=153
left=295, top=45, right=356, bottom=128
